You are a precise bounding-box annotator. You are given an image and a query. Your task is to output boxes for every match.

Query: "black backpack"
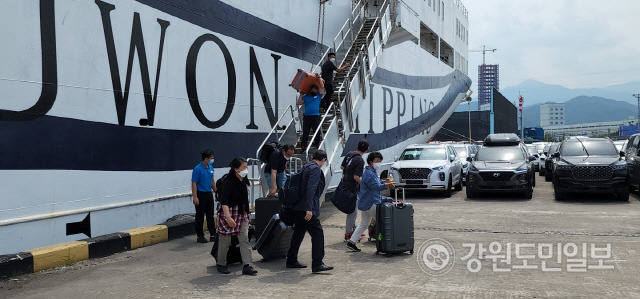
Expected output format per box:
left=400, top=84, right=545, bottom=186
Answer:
left=259, top=142, right=281, bottom=164
left=215, top=174, right=229, bottom=201
left=278, top=164, right=309, bottom=209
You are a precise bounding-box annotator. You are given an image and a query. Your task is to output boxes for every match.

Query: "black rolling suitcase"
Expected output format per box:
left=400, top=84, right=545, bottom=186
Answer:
left=210, top=234, right=242, bottom=264
left=253, top=214, right=294, bottom=261
left=254, top=197, right=282, bottom=239
left=375, top=188, right=414, bottom=255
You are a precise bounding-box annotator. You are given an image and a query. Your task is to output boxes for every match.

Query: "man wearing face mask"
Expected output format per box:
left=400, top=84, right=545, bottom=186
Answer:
left=346, top=151, right=394, bottom=252
left=286, top=150, right=333, bottom=273
left=265, top=144, right=295, bottom=197
left=297, top=83, right=325, bottom=150
left=216, top=157, right=257, bottom=275
left=320, top=53, right=350, bottom=110
left=191, top=149, right=218, bottom=243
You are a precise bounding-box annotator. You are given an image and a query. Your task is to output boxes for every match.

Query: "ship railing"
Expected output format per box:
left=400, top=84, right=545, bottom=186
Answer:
left=247, top=158, right=262, bottom=212
left=394, top=0, right=420, bottom=40
left=311, top=0, right=365, bottom=74
left=366, top=0, right=391, bottom=77
left=336, top=1, right=392, bottom=137
left=250, top=104, right=297, bottom=199
left=303, top=101, right=337, bottom=161
left=315, top=104, right=345, bottom=201
left=254, top=104, right=296, bottom=159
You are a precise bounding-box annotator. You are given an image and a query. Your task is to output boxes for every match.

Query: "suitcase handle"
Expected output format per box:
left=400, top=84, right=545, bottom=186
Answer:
left=393, top=187, right=406, bottom=207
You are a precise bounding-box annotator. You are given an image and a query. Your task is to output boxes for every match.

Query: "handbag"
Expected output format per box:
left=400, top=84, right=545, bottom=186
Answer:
left=330, top=180, right=358, bottom=214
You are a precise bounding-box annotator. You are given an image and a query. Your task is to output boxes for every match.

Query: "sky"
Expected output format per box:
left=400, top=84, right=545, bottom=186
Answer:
left=463, top=0, right=640, bottom=97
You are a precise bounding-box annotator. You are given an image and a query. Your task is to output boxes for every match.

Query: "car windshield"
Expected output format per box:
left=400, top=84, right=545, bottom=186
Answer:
left=475, top=147, right=524, bottom=162
left=453, top=147, right=468, bottom=158
left=549, top=144, right=560, bottom=154
left=561, top=140, right=618, bottom=156
left=526, top=145, right=537, bottom=154
left=400, top=148, right=446, bottom=160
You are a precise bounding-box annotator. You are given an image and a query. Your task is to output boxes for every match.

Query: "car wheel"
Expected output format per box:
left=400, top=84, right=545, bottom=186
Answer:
left=629, top=184, right=636, bottom=194
left=532, top=173, right=536, bottom=188
left=554, top=185, right=567, bottom=201
left=444, top=177, right=452, bottom=198
left=618, top=188, right=630, bottom=202
left=454, top=171, right=463, bottom=191
left=522, top=188, right=533, bottom=199
left=466, top=185, right=476, bottom=198
left=545, top=171, right=552, bottom=182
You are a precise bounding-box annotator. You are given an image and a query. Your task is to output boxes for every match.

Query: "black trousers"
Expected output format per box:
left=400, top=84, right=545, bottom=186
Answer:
left=195, top=191, right=216, bottom=237
left=287, top=210, right=325, bottom=268
left=301, top=115, right=321, bottom=148
left=321, top=83, right=334, bottom=110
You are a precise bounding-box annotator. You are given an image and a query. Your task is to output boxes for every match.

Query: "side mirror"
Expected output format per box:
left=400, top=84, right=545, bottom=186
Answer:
left=466, top=157, right=473, bottom=162
left=619, top=151, right=625, bottom=157
left=528, top=155, right=536, bottom=162
left=553, top=152, right=560, bottom=158
left=544, top=152, right=548, bottom=156
left=394, top=156, right=399, bottom=162
left=449, top=154, right=455, bottom=162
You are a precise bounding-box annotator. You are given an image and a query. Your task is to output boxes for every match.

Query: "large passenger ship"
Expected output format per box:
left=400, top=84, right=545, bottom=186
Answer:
left=0, top=0, right=471, bottom=254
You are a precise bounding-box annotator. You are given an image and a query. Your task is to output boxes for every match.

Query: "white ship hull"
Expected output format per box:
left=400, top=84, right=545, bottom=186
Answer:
left=0, top=0, right=470, bottom=254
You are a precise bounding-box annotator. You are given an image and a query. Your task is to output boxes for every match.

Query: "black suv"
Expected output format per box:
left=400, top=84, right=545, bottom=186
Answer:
left=552, top=138, right=628, bottom=201
left=466, top=134, right=536, bottom=199
left=544, top=142, right=561, bottom=182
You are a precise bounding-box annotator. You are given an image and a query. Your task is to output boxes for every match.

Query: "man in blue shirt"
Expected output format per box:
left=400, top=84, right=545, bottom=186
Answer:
left=191, top=149, right=217, bottom=243
left=297, top=83, right=325, bottom=151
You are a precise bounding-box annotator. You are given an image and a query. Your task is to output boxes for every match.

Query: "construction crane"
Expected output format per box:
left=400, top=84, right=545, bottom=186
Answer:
left=470, top=45, right=497, bottom=65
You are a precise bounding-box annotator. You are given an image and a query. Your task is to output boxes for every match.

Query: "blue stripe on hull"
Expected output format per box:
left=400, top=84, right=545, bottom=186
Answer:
left=134, top=0, right=324, bottom=63
left=345, top=70, right=471, bottom=153
left=0, top=116, right=267, bottom=171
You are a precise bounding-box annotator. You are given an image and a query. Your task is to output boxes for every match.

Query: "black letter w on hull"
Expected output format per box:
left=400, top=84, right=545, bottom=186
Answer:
left=95, top=0, right=170, bottom=126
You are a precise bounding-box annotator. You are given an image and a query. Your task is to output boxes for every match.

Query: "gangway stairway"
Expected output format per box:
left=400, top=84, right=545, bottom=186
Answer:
left=292, top=17, right=379, bottom=162
left=250, top=0, right=392, bottom=204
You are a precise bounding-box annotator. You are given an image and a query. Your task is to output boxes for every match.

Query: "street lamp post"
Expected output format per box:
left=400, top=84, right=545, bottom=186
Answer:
left=465, top=91, right=473, bottom=143
left=634, top=93, right=640, bottom=132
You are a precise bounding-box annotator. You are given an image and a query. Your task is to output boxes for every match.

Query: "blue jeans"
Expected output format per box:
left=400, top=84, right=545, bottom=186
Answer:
left=264, top=171, right=287, bottom=189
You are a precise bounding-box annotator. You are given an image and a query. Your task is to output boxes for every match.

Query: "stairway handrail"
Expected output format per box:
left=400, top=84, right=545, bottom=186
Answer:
left=254, top=104, right=295, bottom=159
left=303, top=101, right=336, bottom=161
left=311, top=0, right=365, bottom=74
left=365, top=0, right=388, bottom=51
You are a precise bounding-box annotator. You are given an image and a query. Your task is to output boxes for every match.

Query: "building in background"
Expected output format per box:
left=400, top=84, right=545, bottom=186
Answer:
left=477, top=64, right=499, bottom=111
left=544, top=117, right=638, bottom=140
left=540, top=103, right=565, bottom=127
left=434, top=88, right=516, bottom=141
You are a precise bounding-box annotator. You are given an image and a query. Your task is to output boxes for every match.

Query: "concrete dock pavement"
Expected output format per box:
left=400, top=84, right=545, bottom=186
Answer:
left=2, top=179, right=640, bottom=298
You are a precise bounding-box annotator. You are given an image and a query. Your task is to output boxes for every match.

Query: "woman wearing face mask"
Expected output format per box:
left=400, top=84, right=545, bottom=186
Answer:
left=216, top=157, right=258, bottom=275
left=346, top=151, right=395, bottom=252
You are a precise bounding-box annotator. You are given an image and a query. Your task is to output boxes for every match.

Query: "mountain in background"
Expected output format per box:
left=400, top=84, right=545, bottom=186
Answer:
left=500, top=80, right=640, bottom=106
left=522, top=96, right=637, bottom=127
left=455, top=80, right=639, bottom=127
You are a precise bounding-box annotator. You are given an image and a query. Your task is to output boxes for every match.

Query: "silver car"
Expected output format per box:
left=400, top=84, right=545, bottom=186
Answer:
left=390, top=144, right=464, bottom=197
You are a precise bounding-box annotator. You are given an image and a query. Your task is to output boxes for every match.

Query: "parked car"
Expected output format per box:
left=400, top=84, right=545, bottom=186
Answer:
left=526, top=144, right=541, bottom=171
left=452, top=144, right=478, bottom=184
left=539, top=143, right=553, bottom=177
left=390, top=143, right=463, bottom=197
left=552, top=138, right=628, bottom=201
left=466, top=134, right=536, bottom=199
left=613, top=140, right=627, bottom=156
left=544, top=143, right=561, bottom=181
left=624, top=134, right=640, bottom=193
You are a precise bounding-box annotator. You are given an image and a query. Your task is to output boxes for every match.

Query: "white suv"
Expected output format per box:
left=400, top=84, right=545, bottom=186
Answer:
left=389, top=144, right=463, bottom=197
